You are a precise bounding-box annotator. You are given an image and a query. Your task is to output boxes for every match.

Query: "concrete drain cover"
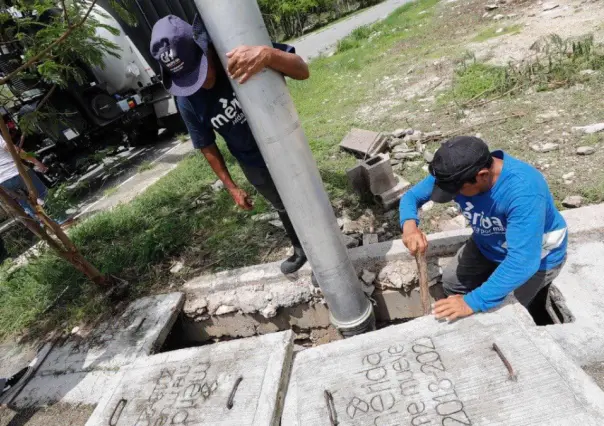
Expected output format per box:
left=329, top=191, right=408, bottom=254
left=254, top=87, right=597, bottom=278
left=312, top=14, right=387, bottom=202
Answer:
left=12, top=293, right=184, bottom=407
left=283, top=303, right=604, bottom=425
left=86, top=330, right=293, bottom=426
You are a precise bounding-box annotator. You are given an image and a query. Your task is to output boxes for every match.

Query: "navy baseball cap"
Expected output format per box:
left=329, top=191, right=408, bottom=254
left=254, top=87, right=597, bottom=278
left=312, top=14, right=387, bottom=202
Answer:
left=428, top=136, right=493, bottom=203
left=150, top=15, right=211, bottom=96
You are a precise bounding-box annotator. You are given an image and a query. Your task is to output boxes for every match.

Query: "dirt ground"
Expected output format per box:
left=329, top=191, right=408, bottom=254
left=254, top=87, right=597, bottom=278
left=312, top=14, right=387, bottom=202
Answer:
left=0, top=404, right=93, bottom=426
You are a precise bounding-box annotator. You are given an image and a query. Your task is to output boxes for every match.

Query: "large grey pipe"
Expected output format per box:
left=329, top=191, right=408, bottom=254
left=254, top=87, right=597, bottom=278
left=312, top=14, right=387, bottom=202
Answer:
left=194, top=0, right=374, bottom=336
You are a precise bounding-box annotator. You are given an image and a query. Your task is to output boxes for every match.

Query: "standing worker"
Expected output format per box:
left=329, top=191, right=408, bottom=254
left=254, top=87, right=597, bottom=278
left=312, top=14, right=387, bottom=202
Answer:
left=150, top=15, right=310, bottom=274
left=400, top=136, right=567, bottom=321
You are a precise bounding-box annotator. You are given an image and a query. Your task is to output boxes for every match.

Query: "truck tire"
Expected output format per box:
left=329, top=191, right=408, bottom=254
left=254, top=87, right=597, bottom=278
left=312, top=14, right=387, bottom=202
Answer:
left=129, top=121, right=159, bottom=147
left=161, top=113, right=188, bottom=136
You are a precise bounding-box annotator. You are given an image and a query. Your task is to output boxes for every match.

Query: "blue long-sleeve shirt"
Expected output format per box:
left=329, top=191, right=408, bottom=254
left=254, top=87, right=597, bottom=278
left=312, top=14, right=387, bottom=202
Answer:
left=399, top=151, right=567, bottom=312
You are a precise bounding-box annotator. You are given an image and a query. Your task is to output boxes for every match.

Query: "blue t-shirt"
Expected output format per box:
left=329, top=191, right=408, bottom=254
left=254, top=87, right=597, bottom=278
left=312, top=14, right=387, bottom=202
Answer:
left=399, top=151, right=568, bottom=313
left=177, top=43, right=295, bottom=168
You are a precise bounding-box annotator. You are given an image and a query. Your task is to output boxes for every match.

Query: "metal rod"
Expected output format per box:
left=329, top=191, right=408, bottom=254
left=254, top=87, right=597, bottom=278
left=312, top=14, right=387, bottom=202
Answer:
left=193, top=0, right=374, bottom=336
left=492, top=343, right=517, bottom=382
left=324, top=390, right=338, bottom=426
left=109, top=398, right=127, bottom=426
left=227, top=376, right=243, bottom=409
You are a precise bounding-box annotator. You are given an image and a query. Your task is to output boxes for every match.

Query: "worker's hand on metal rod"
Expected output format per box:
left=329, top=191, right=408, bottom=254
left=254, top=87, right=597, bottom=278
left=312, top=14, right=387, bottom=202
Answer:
left=432, top=295, right=474, bottom=322
left=226, top=45, right=270, bottom=84
left=228, top=187, right=253, bottom=210
left=402, top=220, right=428, bottom=255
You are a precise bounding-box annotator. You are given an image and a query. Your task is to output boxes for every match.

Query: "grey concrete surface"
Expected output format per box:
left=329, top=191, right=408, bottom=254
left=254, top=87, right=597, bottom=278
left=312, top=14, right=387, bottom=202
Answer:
left=86, top=330, right=294, bottom=426
left=76, top=141, right=194, bottom=219
left=283, top=301, right=604, bottom=425
left=12, top=293, right=184, bottom=408
left=293, top=0, right=413, bottom=60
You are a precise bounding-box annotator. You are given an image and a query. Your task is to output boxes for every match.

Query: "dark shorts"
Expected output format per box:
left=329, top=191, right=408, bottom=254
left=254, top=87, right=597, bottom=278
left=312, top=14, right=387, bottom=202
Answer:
left=442, top=238, right=565, bottom=308
left=239, top=164, right=285, bottom=212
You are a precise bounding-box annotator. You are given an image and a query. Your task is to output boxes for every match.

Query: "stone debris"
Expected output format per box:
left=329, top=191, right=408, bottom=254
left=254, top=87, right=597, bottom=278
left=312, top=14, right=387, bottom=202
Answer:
left=392, top=144, right=415, bottom=154
left=536, top=111, right=560, bottom=123
left=580, top=69, right=599, bottom=76
left=362, top=233, right=379, bottom=246
left=211, top=180, right=224, bottom=192
left=576, top=146, right=596, bottom=155
left=392, top=128, right=412, bottom=138
left=562, top=195, right=583, bottom=208
left=339, top=128, right=388, bottom=157
left=341, top=233, right=360, bottom=248
left=572, top=122, right=604, bottom=134
left=361, top=269, right=377, bottom=285
left=542, top=2, right=559, bottom=11
left=562, top=172, right=575, bottom=180
left=393, top=151, right=422, bottom=160
left=485, top=3, right=499, bottom=10
left=423, top=150, right=435, bottom=163
left=261, top=303, right=278, bottom=319
left=493, top=13, right=505, bottom=20
left=421, top=200, right=435, bottom=212
left=268, top=220, right=284, bottom=229
left=438, top=214, right=468, bottom=232
left=169, top=261, right=185, bottom=274
left=215, top=304, right=238, bottom=315
left=530, top=142, right=559, bottom=153
left=251, top=212, right=280, bottom=222
left=388, top=138, right=406, bottom=149
left=377, top=260, right=440, bottom=292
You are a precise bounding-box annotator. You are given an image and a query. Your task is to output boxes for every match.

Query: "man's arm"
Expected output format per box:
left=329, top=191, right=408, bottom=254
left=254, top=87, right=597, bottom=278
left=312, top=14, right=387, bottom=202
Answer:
left=200, top=145, right=252, bottom=210
left=464, top=194, right=546, bottom=312
left=226, top=45, right=309, bottom=84
left=399, top=175, right=435, bottom=254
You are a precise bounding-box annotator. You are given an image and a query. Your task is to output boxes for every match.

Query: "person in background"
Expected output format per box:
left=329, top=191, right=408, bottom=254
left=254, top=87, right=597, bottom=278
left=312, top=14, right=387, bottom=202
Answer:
left=150, top=15, right=310, bottom=274
left=0, top=133, right=48, bottom=217
left=399, top=136, right=567, bottom=321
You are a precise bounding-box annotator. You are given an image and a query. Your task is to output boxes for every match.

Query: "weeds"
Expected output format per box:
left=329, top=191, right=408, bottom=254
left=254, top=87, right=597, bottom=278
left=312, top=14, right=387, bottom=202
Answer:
left=472, top=24, right=522, bottom=42
left=103, top=187, right=118, bottom=197
left=336, top=25, right=373, bottom=52
left=447, top=34, right=604, bottom=106
left=176, top=133, right=189, bottom=143
left=137, top=161, right=155, bottom=173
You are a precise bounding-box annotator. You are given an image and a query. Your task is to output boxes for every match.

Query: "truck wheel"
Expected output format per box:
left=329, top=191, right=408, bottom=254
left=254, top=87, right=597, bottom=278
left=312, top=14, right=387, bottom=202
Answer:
left=161, top=113, right=188, bottom=136
left=129, top=122, right=158, bottom=147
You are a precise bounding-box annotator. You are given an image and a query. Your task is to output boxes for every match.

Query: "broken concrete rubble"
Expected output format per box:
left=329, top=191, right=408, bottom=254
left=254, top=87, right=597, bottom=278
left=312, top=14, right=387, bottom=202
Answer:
left=339, top=128, right=388, bottom=157
left=572, top=122, right=604, bottom=134
left=530, top=142, right=559, bottom=153
left=376, top=259, right=440, bottom=292
left=562, top=195, right=583, bottom=208
left=576, top=146, right=596, bottom=155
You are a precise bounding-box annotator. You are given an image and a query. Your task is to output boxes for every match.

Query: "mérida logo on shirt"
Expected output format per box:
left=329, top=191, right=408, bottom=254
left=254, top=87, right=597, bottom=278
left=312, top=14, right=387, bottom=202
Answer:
left=210, top=95, right=247, bottom=129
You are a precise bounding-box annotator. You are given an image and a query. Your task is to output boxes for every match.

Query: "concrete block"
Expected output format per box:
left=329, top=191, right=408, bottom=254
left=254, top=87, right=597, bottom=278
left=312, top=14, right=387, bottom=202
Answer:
left=283, top=302, right=604, bottom=425
left=86, top=331, right=294, bottom=426
left=346, top=162, right=368, bottom=194
left=362, top=154, right=398, bottom=196
left=339, top=128, right=387, bottom=157
left=375, top=175, right=411, bottom=210
left=12, top=293, right=184, bottom=407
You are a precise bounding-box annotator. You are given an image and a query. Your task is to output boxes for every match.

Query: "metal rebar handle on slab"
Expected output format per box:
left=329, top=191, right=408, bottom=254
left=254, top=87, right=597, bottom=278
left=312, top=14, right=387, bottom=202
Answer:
left=415, top=252, right=431, bottom=316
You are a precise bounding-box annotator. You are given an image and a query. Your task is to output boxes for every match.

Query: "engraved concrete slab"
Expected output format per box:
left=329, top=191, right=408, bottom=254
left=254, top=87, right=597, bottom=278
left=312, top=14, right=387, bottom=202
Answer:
left=86, top=330, right=294, bottom=426
left=283, top=302, right=604, bottom=425
left=12, top=292, right=184, bottom=407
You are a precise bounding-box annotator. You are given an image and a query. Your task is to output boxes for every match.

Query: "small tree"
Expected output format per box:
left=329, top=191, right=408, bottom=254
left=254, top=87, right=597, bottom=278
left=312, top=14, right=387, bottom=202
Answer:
left=0, top=0, right=130, bottom=288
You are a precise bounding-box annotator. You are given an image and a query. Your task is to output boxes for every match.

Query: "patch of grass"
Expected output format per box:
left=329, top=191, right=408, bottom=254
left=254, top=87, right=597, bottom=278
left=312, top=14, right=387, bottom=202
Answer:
left=103, top=187, right=118, bottom=197
left=336, top=25, right=373, bottom=52
left=137, top=161, right=155, bottom=173
left=176, top=133, right=189, bottom=143
left=448, top=60, right=515, bottom=102
left=472, top=24, right=522, bottom=42
left=581, top=133, right=604, bottom=146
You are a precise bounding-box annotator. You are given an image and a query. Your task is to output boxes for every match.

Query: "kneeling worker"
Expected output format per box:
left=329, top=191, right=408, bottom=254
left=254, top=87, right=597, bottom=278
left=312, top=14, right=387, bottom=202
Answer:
left=151, top=15, right=310, bottom=274
left=399, top=136, right=567, bottom=321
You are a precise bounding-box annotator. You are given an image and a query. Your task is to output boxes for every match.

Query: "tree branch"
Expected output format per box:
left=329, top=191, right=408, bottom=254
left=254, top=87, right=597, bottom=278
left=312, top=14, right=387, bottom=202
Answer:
left=61, top=0, right=71, bottom=26
left=0, top=0, right=98, bottom=86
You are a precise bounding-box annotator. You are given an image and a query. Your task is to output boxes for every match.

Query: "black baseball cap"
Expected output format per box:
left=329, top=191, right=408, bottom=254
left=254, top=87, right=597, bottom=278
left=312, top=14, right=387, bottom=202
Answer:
left=150, top=15, right=211, bottom=96
left=428, top=136, right=492, bottom=203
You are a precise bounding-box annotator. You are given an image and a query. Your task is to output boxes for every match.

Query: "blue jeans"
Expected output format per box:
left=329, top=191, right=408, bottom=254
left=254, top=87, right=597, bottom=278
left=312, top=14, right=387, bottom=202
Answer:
left=1, top=169, right=48, bottom=218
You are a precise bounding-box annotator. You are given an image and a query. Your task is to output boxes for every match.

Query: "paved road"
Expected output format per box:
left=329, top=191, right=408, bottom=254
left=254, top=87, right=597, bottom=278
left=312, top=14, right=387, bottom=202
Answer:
left=293, top=0, right=412, bottom=60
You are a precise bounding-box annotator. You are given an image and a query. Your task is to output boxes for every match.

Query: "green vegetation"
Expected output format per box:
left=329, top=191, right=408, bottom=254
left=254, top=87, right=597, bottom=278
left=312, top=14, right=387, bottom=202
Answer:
left=0, top=0, right=442, bottom=338
left=137, top=161, right=155, bottom=173
left=447, top=34, right=604, bottom=105
left=336, top=25, right=373, bottom=52
left=259, top=0, right=384, bottom=40
left=472, top=24, right=522, bottom=42
left=176, top=133, right=190, bottom=143
left=103, top=187, right=118, bottom=197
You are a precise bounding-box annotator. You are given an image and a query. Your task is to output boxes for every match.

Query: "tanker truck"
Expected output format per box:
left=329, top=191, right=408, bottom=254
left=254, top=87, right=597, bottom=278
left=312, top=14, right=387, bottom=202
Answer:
left=0, top=1, right=197, bottom=185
